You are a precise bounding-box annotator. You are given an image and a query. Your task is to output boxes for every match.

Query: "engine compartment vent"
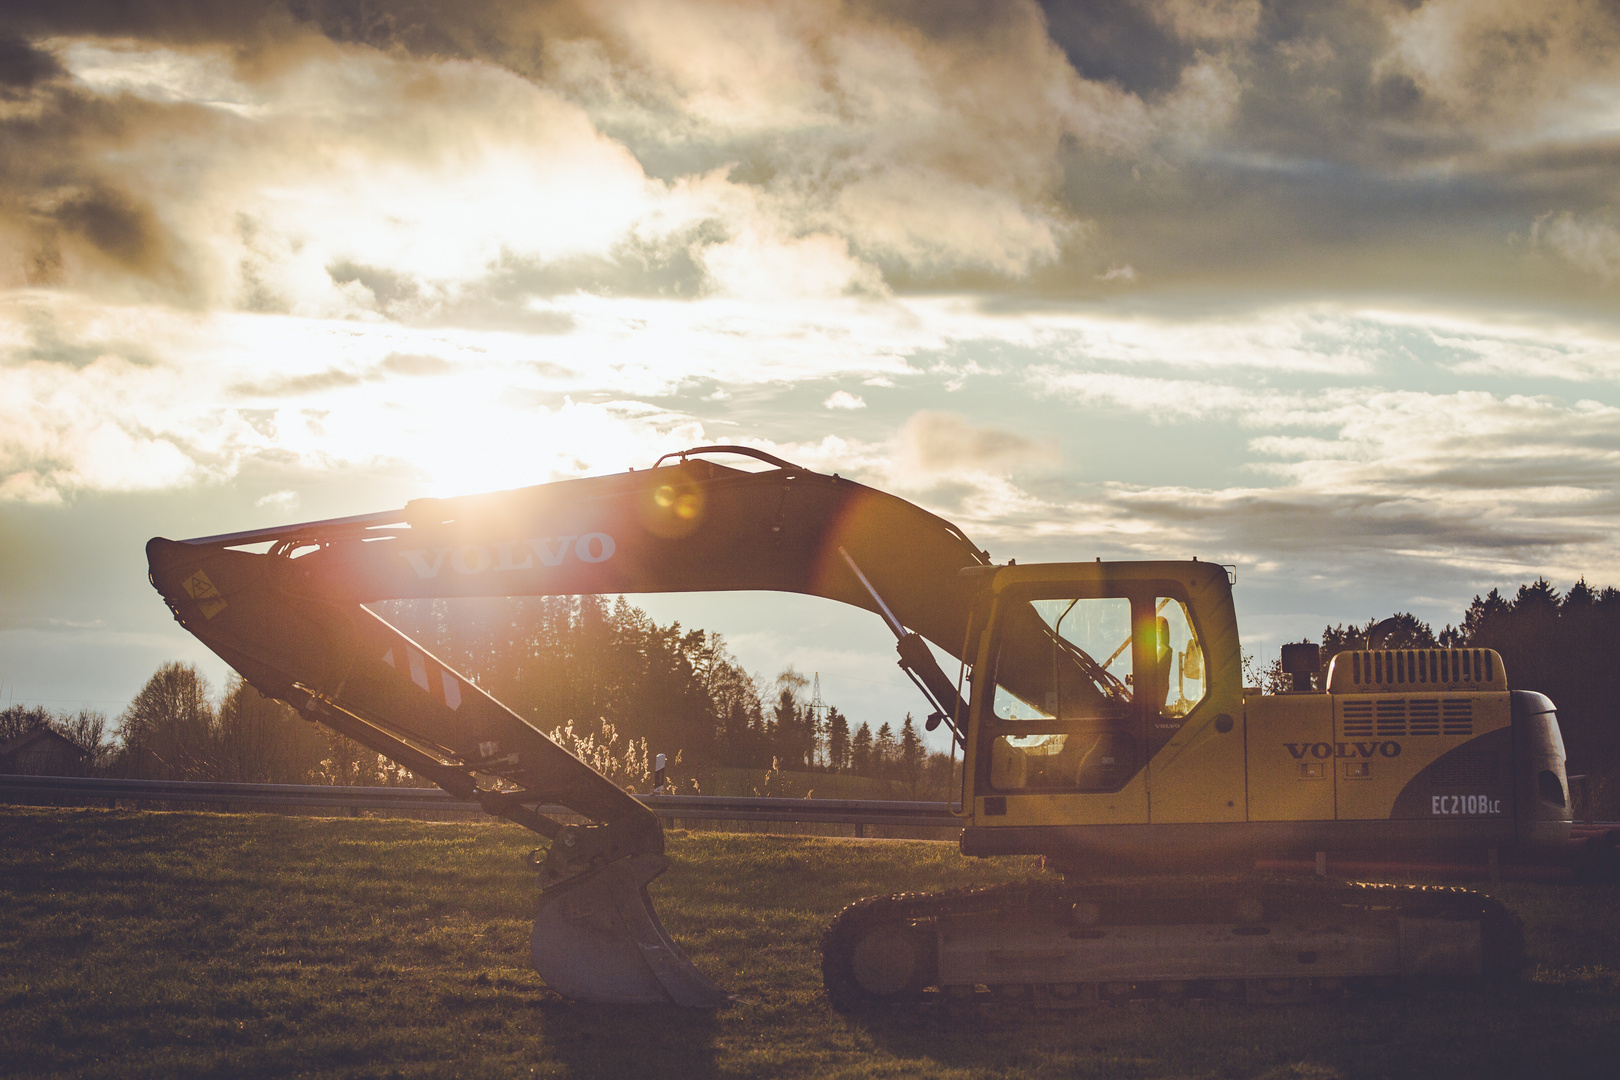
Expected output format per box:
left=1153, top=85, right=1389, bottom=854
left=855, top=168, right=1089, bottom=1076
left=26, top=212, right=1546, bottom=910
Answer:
left=1340, top=697, right=1473, bottom=738
left=1326, top=648, right=1507, bottom=694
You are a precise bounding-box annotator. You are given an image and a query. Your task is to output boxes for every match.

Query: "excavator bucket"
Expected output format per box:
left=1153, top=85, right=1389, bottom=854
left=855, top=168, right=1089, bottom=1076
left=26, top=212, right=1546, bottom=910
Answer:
left=531, top=853, right=730, bottom=1007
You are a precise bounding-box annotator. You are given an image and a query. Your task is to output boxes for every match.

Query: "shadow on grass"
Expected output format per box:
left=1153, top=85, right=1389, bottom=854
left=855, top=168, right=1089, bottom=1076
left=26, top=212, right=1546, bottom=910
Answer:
left=833, top=976, right=1620, bottom=1080
left=536, top=1002, right=720, bottom=1080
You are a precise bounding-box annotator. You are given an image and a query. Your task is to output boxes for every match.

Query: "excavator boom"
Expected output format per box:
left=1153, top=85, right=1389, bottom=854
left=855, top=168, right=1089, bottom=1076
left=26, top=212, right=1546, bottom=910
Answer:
left=146, top=447, right=996, bottom=1005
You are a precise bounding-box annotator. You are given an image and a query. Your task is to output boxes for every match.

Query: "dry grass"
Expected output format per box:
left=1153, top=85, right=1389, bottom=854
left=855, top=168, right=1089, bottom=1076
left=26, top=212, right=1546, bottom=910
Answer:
left=1, top=807, right=1617, bottom=1080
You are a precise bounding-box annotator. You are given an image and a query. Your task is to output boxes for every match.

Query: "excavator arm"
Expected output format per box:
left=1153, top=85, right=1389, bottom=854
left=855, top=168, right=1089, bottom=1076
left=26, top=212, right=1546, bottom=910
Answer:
left=146, top=447, right=999, bottom=1005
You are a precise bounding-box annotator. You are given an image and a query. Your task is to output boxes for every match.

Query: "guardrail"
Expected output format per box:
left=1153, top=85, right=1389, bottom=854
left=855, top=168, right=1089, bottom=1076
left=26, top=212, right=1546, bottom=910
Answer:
left=10, top=775, right=1609, bottom=838
left=0, top=774, right=959, bottom=831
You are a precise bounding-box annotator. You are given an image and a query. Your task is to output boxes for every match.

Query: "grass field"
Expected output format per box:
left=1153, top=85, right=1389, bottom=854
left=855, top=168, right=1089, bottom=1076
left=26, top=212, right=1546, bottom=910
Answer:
left=2, top=808, right=1617, bottom=1080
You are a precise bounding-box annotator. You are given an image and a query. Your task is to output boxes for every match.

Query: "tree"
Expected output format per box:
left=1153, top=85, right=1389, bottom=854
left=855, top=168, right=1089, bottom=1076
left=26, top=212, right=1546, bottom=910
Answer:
left=768, top=668, right=812, bottom=769
left=826, top=707, right=851, bottom=773
left=0, top=704, right=49, bottom=743
left=898, top=714, right=924, bottom=794
left=1319, top=613, right=1437, bottom=683
left=216, top=676, right=331, bottom=784
left=851, top=722, right=873, bottom=777
left=116, top=662, right=218, bottom=780
left=873, top=722, right=897, bottom=781
left=379, top=594, right=768, bottom=772
left=772, top=688, right=802, bottom=770
left=923, top=750, right=960, bottom=800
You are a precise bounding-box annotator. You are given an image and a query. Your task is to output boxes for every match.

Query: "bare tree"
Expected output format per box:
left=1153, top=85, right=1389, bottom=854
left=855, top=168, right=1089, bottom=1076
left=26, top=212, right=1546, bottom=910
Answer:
left=216, top=676, right=329, bottom=783
left=115, top=662, right=218, bottom=780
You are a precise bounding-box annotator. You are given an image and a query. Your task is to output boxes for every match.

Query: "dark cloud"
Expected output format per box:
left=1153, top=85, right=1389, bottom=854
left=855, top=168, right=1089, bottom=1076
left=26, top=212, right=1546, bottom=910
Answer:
left=0, top=1, right=552, bottom=73
left=0, top=34, right=64, bottom=89
left=483, top=232, right=715, bottom=301
left=54, top=187, right=169, bottom=270
left=0, top=70, right=225, bottom=296
left=1039, top=1, right=1194, bottom=97
left=1109, top=488, right=1601, bottom=555
left=2, top=0, right=1619, bottom=311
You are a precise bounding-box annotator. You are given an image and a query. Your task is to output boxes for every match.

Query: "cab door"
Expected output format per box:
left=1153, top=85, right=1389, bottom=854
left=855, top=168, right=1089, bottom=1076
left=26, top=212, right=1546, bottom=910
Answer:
left=1145, top=594, right=1246, bottom=823
left=969, top=594, right=1150, bottom=828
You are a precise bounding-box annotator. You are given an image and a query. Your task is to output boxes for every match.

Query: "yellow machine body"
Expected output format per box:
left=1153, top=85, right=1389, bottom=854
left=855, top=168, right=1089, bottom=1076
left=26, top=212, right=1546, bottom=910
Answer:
left=958, top=561, right=1571, bottom=870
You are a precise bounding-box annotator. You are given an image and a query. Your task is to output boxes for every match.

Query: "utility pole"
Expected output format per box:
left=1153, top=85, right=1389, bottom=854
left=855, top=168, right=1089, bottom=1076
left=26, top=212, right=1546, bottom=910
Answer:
left=808, top=672, right=828, bottom=769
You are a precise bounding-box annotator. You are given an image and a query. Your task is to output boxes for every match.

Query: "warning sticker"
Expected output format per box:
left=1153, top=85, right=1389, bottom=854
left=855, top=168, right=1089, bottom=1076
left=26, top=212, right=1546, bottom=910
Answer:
left=181, top=570, right=228, bottom=619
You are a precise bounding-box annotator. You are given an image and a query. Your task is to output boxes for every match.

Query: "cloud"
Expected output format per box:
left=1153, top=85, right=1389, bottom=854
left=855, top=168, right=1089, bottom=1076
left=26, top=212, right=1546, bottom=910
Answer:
left=255, top=488, right=297, bottom=509
left=1381, top=0, right=1620, bottom=144
left=0, top=350, right=262, bottom=503
left=823, top=389, right=865, bottom=410
left=1033, top=365, right=1620, bottom=563
left=1141, top=0, right=1262, bottom=44
left=0, top=35, right=65, bottom=90
left=379, top=352, right=452, bottom=376
left=1533, top=211, right=1620, bottom=282
left=898, top=410, right=1058, bottom=473
left=0, top=2, right=1142, bottom=314
left=6, top=0, right=1619, bottom=314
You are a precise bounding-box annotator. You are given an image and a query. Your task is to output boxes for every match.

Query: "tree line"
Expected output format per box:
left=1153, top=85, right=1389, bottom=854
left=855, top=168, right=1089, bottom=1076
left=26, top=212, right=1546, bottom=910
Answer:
left=381, top=595, right=956, bottom=795
left=12, top=578, right=1614, bottom=810
left=2, top=594, right=958, bottom=796
left=1, top=667, right=408, bottom=786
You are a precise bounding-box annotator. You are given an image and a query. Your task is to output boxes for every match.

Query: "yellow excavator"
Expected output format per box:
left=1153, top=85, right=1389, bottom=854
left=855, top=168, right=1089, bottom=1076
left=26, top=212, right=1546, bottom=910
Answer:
left=146, top=447, right=1574, bottom=1008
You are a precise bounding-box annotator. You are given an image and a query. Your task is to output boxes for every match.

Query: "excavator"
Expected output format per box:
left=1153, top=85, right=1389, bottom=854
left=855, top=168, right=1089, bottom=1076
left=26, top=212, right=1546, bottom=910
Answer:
left=146, top=446, right=1574, bottom=1008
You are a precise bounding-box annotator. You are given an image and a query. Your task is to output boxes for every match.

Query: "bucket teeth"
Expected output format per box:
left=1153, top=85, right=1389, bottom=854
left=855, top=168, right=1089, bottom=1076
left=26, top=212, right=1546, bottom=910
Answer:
left=531, top=853, right=729, bottom=1007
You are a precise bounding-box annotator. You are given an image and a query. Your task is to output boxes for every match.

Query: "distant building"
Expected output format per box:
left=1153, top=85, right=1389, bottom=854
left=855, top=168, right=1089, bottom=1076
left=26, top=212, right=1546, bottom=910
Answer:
left=0, top=727, right=90, bottom=776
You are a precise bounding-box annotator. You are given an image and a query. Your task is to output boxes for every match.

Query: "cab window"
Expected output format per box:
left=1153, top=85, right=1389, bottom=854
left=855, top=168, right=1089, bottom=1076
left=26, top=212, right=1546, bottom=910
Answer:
left=982, top=591, right=1207, bottom=795
left=1158, top=597, right=1205, bottom=718
left=1136, top=598, right=1205, bottom=718
left=992, top=597, right=1133, bottom=723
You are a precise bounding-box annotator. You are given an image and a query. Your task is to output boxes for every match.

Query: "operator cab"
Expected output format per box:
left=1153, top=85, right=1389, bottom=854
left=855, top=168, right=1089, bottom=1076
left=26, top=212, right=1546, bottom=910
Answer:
left=968, top=561, right=1232, bottom=796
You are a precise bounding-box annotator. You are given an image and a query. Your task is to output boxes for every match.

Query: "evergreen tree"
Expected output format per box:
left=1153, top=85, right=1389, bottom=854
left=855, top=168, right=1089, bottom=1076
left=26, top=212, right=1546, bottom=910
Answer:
left=827, top=707, right=851, bottom=773
left=874, top=722, right=897, bottom=781
left=899, top=713, right=924, bottom=794
left=768, top=668, right=811, bottom=769
left=772, top=688, right=801, bottom=769
left=851, top=722, right=873, bottom=777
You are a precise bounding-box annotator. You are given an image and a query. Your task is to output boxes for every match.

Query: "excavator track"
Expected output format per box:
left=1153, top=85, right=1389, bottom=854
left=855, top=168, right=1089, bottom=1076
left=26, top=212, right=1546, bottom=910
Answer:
left=822, top=877, right=1523, bottom=1011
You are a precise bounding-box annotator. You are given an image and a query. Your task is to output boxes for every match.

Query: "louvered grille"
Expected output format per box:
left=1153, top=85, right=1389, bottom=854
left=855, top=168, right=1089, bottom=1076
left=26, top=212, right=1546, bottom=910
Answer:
left=1342, top=699, right=1374, bottom=735
left=1442, top=698, right=1474, bottom=735
left=1339, top=697, right=1472, bottom=737
left=1328, top=647, right=1504, bottom=693
left=1407, top=698, right=1440, bottom=735
left=1431, top=755, right=1491, bottom=787
left=1376, top=699, right=1406, bottom=735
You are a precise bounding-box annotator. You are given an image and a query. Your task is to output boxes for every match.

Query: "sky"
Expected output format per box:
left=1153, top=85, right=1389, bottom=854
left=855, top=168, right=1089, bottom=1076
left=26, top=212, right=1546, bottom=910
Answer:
left=3, top=0, right=1620, bottom=749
